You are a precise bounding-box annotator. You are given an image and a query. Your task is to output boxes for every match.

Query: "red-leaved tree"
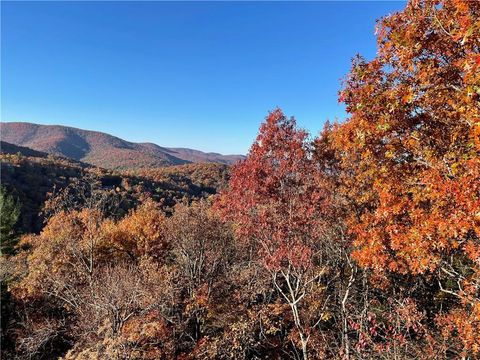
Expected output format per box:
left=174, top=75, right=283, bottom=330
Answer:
left=217, top=109, right=338, bottom=359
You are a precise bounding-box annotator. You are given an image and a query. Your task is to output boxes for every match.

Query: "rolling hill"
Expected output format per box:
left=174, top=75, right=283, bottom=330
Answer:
left=0, top=122, right=244, bottom=170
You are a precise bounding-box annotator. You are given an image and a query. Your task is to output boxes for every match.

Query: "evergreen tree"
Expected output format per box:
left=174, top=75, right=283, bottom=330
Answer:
left=0, top=185, right=20, bottom=256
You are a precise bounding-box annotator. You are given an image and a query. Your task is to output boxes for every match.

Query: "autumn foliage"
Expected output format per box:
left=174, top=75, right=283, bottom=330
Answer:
left=1, top=0, right=479, bottom=359
left=332, top=0, right=480, bottom=354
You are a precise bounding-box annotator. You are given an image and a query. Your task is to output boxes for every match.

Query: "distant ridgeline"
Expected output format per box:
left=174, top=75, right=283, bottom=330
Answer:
left=0, top=141, right=230, bottom=234
left=0, top=122, right=245, bottom=170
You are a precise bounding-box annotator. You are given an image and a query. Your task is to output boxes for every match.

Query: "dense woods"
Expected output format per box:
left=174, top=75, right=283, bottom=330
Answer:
left=1, top=0, right=479, bottom=358
left=0, top=147, right=229, bottom=234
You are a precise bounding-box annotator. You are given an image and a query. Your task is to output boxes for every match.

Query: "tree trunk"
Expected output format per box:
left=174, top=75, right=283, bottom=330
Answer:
left=300, top=334, right=308, bottom=360
left=342, top=261, right=356, bottom=359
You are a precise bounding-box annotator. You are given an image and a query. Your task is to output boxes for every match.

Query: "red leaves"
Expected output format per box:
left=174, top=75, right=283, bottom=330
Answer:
left=217, top=108, right=327, bottom=271
left=263, top=243, right=313, bottom=272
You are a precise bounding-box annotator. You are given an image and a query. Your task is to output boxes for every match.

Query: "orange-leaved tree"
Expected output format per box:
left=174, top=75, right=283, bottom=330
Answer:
left=331, top=0, right=479, bottom=355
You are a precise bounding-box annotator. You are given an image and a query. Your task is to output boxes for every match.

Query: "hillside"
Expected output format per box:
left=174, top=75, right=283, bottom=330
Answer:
left=0, top=150, right=229, bottom=234
left=0, top=122, right=244, bottom=170
left=0, top=141, right=49, bottom=158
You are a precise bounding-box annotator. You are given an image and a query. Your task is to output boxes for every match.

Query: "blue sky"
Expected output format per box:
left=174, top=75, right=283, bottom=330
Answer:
left=2, top=1, right=405, bottom=154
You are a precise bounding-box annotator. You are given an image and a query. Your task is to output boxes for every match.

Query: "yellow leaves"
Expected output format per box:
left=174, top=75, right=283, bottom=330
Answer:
left=385, top=150, right=395, bottom=159
left=265, top=325, right=281, bottom=335
left=320, top=311, right=331, bottom=322
left=377, top=122, right=391, bottom=132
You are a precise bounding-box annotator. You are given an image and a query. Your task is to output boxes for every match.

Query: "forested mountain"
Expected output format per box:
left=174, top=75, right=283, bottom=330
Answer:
left=1, top=1, right=479, bottom=359
left=0, top=122, right=244, bottom=170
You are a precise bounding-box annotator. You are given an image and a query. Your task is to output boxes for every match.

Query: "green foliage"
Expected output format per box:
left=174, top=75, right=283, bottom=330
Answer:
left=0, top=185, right=20, bottom=256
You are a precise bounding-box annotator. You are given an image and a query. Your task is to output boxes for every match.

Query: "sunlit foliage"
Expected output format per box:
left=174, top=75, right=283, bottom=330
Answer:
left=1, top=1, right=478, bottom=358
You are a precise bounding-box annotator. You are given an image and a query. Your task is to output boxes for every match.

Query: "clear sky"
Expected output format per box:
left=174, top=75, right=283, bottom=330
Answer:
left=1, top=1, right=405, bottom=154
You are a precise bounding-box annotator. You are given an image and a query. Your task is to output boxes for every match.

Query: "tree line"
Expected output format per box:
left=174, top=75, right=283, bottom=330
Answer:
left=1, top=0, right=479, bottom=358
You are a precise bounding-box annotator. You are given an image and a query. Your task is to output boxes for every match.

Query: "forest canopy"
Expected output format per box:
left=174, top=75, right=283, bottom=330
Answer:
left=1, top=0, right=479, bottom=359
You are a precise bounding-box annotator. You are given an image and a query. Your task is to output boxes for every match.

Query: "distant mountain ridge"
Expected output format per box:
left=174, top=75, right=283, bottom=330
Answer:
left=0, top=122, right=245, bottom=170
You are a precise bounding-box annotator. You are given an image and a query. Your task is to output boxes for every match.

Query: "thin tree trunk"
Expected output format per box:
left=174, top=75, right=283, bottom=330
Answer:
left=300, top=334, right=308, bottom=360
left=342, top=263, right=355, bottom=359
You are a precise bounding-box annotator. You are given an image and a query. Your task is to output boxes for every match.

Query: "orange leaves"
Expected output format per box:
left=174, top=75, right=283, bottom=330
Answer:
left=12, top=208, right=107, bottom=300
left=327, top=0, right=480, bottom=355
left=472, top=123, right=480, bottom=151
left=122, top=314, right=169, bottom=346
left=437, top=303, right=480, bottom=356
left=11, top=200, right=170, bottom=304
left=337, top=0, right=480, bottom=270
left=5, top=1, right=480, bottom=357
left=464, top=241, right=480, bottom=264
left=105, top=199, right=168, bottom=261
